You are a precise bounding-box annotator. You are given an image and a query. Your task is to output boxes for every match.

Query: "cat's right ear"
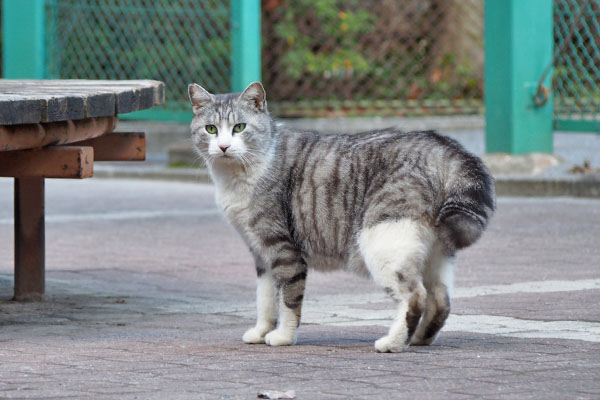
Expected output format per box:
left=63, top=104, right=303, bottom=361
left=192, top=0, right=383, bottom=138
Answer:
left=188, top=83, right=213, bottom=114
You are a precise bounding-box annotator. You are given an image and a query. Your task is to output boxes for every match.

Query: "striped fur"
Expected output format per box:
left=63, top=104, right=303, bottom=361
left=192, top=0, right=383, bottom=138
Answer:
left=189, top=82, right=495, bottom=352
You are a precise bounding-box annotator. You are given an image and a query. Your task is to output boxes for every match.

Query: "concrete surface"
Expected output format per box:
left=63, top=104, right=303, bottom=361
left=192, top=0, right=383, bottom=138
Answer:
left=1, top=178, right=599, bottom=399
left=118, top=117, right=600, bottom=198
left=115, top=116, right=485, bottom=163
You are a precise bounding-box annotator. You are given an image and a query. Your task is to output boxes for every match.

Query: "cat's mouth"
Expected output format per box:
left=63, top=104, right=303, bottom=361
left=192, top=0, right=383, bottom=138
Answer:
left=213, top=153, right=237, bottom=161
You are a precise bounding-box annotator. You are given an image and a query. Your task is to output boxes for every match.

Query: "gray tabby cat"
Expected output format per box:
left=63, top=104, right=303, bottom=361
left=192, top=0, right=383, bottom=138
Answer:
left=188, top=82, right=495, bottom=352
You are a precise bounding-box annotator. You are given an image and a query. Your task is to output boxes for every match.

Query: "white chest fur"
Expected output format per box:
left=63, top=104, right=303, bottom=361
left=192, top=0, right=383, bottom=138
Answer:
left=213, top=170, right=251, bottom=226
left=209, top=160, right=266, bottom=238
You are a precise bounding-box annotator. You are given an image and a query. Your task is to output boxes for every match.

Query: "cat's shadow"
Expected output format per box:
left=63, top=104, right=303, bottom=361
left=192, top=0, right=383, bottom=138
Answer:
left=294, top=326, right=469, bottom=353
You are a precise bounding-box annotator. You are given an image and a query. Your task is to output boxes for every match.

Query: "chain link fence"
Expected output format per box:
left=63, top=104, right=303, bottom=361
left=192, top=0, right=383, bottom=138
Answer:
left=45, top=0, right=231, bottom=115
left=262, top=0, right=484, bottom=117
left=36, top=0, right=598, bottom=122
left=553, top=0, right=600, bottom=123
left=43, top=0, right=484, bottom=119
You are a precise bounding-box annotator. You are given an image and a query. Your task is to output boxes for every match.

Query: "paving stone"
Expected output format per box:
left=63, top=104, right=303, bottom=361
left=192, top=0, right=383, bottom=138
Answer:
left=0, top=178, right=599, bottom=398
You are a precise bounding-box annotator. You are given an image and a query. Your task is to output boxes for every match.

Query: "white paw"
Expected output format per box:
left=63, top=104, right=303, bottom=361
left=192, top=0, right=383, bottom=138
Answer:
left=242, top=327, right=267, bottom=344
left=375, top=335, right=406, bottom=353
left=264, top=329, right=296, bottom=346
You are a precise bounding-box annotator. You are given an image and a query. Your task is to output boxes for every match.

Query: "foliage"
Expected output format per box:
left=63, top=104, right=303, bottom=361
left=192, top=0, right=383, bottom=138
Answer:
left=273, top=0, right=374, bottom=79
left=263, top=0, right=485, bottom=114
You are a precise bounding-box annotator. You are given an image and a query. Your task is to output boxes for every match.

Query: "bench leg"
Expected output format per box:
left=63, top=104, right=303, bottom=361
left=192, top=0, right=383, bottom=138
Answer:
left=14, top=177, right=45, bottom=301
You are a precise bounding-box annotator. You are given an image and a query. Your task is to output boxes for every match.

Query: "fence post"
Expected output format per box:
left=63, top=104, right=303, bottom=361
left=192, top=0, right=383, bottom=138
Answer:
left=2, top=0, right=46, bottom=78
left=485, top=0, right=554, bottom=154
left=230, top=0, right=261, bottom=92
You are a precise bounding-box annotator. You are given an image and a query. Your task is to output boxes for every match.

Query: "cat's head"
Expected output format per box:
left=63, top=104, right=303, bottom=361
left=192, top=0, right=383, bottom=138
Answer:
left=188, top=82, right=272, bottom=165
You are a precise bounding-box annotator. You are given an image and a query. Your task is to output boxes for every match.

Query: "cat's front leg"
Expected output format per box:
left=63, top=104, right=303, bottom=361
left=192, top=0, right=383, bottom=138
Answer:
left=242, top=272, right=278, bottom=344
left=264, top=257, right=307, bottom=347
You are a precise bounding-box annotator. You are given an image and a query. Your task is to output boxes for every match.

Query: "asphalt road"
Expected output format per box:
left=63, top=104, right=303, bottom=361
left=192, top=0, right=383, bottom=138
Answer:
left=0, top=178, right=599, bottom=399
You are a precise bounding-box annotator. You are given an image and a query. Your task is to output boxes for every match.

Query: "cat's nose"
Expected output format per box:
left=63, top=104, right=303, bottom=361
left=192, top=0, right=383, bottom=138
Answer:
left=219, top=145, right=230, bottom=153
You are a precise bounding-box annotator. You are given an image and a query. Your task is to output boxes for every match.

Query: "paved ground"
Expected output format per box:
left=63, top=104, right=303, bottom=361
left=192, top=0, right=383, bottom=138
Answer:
left=0, top=178, right=599, bottom=399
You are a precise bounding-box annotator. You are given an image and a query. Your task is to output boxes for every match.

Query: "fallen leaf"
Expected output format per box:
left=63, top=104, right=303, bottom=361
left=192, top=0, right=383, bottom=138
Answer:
left=257, top=389, right=296, bottom=399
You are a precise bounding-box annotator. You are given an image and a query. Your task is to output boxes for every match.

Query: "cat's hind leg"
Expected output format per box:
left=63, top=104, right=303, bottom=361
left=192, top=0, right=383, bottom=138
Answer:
left=243, top=271, right=278, bottom=344
left=359, top=219, right=434, bottom=353
left=411, top=243, right=454, bottom=346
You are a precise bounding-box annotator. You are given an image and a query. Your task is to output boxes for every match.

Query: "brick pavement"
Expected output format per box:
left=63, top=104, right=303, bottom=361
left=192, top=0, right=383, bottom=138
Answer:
left=1, top=178, right=599, bottom=399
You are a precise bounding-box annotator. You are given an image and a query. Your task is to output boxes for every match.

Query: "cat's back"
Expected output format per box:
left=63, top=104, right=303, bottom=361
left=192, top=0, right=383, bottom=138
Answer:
left=257, top=129, right=456, bottom=254
left=273, top=127, right=479, bottom=182
left=248, top=126, right=493, bottom=268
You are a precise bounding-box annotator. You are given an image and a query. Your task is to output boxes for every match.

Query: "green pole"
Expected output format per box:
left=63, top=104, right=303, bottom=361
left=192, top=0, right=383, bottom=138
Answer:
left=230, top=0, right=261, bottom=92
left=485, top=0, right=554, bottom=154
left=2, top=0, right=46, bottom=78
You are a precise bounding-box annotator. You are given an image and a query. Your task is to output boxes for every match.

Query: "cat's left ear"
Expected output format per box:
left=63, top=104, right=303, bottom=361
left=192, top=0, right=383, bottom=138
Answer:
left=238, top=81, right=267, bottom=112
left=188, top=83, right=213, bottom=114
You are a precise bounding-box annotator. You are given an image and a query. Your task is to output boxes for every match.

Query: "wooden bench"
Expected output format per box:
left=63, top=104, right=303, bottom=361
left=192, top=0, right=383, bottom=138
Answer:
left=0, top=79, right=165, bottom=301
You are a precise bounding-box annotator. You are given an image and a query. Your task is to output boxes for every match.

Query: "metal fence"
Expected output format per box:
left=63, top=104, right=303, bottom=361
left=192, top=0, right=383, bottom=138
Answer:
left=42, top=0, right=484, bottom=119
left=26, top=0, right=600, bottom=124
left=262, top=0, right=484, bottom=117
left=553, top=0, right=600, bottom=129
left=44, top=0, right=231, bottom=120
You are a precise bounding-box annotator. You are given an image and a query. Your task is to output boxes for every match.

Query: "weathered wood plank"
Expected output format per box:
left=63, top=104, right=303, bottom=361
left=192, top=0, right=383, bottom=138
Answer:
left=73, top=132, right=145, bottom=161
left=115, top=89, right=139, bottom=115
left=0, top=97, right=43, bottom=125
left=85, top=92, right=116, bottom=118
left=0, top=146, right=93, bottom=178
left=47, top=95, right=85, bottom=122
left=0, top=116, right=117, bottom=151
left=0, top=79, right=165, bottom=125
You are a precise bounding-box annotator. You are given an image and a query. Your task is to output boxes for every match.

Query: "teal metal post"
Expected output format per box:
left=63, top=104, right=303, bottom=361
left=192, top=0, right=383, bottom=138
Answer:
left=2, top=0, right=46, bottom=78
left=485, top=0, right=554, bottom=154
left=230, top=0, right=261, bottom=92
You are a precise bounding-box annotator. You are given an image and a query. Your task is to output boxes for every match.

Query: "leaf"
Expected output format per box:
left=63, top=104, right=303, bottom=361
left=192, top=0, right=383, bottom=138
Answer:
left=257, top=390, right=296, bottom=399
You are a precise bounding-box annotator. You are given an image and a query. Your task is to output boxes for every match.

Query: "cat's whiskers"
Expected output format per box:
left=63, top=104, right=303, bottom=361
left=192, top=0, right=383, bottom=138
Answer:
left=191, top=153, right=205, bottom=168
left=241, top=147, right=262, bottom=162
left=239, top=152, right=260, bottom=177
left=203, top=153, right=217, bottom=169
left=236, top=153, right=250, bottom=175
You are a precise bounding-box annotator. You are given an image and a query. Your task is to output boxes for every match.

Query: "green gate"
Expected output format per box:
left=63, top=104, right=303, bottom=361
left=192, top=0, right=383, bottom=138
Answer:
left=553, top=0, right=600, bottom=132
left=485, top=0, right=599, bottom=155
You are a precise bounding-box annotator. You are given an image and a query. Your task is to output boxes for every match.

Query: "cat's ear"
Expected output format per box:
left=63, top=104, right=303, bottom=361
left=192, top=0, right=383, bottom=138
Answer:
left=238, top=81, right=267, bottom=112
left=188, top=83, right=213, bottom=114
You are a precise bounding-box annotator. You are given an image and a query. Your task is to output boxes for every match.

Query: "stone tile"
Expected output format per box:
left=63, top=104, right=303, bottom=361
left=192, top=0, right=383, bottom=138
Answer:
left=0, top=179, right=599, bottom=398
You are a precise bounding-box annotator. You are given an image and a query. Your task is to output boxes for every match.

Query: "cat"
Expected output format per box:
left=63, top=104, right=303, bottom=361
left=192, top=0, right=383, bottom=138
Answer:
left=188, top=81, right=495, bottom=352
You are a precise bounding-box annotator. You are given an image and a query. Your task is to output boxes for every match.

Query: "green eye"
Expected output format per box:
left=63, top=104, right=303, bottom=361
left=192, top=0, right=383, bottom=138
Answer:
left=205, top=125, right=217, bottom=134
left=233, top=123, right=246, bottom=133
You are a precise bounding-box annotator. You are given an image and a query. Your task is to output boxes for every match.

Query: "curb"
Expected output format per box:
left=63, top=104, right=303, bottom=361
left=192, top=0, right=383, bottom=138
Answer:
left=94, top=165, right=211, bottom=183
left=93, top=164, right=600, bottom=198
left=494, top=174, right=600, bottom=198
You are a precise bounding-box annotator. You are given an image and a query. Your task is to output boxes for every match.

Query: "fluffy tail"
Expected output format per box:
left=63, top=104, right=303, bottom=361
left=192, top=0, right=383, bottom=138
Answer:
left=436, top=168, right=495, bottom=252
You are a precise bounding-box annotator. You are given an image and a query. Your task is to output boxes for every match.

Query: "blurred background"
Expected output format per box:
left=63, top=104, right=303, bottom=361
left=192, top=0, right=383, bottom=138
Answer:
left=1, top=0, right=599, bottom=168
